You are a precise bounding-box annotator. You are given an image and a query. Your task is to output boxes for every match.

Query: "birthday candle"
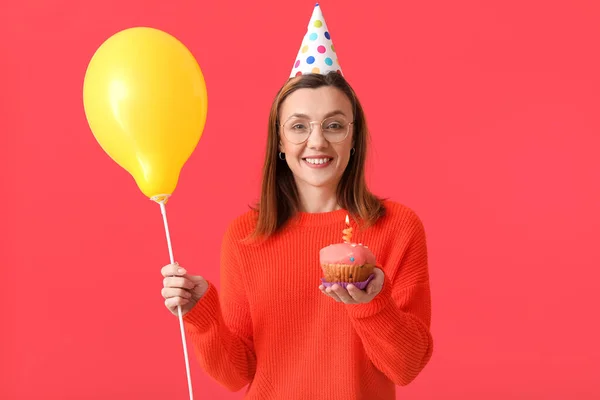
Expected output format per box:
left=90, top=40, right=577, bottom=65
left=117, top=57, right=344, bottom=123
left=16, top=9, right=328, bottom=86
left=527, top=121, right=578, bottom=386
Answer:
left=342, top=214, right=353, bottom=243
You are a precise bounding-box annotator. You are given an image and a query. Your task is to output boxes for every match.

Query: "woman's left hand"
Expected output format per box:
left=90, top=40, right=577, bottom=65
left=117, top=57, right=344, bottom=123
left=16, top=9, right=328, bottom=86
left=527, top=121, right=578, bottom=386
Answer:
left=319, top=267, right=384, bottom=304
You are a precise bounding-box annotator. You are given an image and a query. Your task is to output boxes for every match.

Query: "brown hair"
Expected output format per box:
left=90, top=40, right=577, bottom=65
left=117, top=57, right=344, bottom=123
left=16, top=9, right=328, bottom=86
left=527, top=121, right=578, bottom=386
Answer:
left=251, top=72, right=385, bottom=238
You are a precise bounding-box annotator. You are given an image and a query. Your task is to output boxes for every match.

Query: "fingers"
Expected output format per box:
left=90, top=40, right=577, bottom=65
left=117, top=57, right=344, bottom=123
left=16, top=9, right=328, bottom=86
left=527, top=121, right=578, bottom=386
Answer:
left=325, top=287, right=343, bottom=302
left=320, top=284, right=360, bottom=304
left=319, top=285, right=340, bottom=302
left=372, top=267, right=385, bottom=282
left=162, top=287, right=192, bottom=311
left=161, top=264, right=202, bottom=291
left=366, top=282, right=382, bottom=296
left=328, top=284, right=359, bottom=304
left=160, top=264, right=206, bottom=315
left=161, top=263, right=187, bottom=278
left=161, top=287, right=192, bottom=300
left=347, top=284, right=372, bottom=303
left=163, top=276, right=195, bottom=290
left=165, top=296, right=190, bottom=310
left=366, top=268, right=385, bottom=296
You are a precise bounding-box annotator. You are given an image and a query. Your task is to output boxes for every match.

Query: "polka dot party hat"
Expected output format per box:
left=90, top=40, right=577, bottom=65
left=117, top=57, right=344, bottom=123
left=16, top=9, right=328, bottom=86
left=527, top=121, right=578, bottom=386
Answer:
left=289, top=3, right=342, bottom=78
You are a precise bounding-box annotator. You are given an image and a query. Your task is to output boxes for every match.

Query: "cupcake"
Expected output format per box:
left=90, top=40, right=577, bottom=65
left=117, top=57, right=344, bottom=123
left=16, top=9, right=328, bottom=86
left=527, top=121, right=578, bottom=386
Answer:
left=319, top=215, right=376, bottom=289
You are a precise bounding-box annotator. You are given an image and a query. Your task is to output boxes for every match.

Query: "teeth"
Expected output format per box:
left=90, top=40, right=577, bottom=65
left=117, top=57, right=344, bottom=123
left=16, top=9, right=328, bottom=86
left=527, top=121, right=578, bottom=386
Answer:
left=305, top=158, right=330, bottom=165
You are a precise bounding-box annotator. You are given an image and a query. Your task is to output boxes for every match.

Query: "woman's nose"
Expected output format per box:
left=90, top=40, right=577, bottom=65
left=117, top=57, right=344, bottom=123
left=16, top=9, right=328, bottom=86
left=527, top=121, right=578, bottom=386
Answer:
left=307, top=124, right=328, bottom=148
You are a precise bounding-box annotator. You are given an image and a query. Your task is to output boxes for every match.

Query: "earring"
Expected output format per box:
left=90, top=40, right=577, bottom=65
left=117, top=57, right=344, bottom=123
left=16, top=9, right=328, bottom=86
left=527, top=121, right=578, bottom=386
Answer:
left=350, top=148, right=355, bottom=156
left=278, top=152, right=286, bottom=160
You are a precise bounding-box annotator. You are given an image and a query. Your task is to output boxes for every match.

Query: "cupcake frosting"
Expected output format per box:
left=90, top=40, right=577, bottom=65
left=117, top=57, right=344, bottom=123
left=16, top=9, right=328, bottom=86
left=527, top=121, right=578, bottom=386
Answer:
left=319, top=242, right=376, bottom=265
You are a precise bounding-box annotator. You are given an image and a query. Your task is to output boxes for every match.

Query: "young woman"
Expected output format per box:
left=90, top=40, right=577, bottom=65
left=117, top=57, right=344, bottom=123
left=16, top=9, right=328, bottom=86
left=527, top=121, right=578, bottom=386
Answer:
left=160, top=72, right=433, bottom=399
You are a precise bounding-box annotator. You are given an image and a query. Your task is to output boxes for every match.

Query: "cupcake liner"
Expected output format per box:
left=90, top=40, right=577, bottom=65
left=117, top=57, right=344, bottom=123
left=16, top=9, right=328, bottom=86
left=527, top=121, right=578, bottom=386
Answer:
left=320, top=263, right=375, bottom=283
left=321, top=273, right=375, bottom=290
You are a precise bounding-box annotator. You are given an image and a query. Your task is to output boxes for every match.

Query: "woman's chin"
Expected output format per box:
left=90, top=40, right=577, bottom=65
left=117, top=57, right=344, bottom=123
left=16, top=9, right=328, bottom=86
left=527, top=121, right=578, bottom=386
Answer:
left=295, top=173, right=341, bottom=190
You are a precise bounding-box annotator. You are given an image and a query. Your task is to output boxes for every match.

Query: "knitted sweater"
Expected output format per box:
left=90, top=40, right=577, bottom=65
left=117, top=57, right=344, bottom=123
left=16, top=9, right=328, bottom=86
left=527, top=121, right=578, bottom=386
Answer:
left=183, top=200, right=433, bottom=399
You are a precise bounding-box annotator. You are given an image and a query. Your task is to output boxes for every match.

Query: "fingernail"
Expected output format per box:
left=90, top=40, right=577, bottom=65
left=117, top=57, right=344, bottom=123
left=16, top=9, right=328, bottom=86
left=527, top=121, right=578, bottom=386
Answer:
left=178, top=268, right=186, bottom=274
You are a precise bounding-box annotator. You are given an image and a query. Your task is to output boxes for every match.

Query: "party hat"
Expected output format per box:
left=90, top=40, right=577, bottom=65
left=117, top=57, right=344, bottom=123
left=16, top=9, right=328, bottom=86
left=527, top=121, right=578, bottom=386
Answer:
left=289, top=3, right=342, bottom=78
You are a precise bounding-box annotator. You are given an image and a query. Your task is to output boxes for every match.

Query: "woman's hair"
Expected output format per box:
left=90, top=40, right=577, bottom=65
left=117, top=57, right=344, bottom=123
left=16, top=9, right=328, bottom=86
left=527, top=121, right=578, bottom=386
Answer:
left=252, top=72, right=385, bottom=238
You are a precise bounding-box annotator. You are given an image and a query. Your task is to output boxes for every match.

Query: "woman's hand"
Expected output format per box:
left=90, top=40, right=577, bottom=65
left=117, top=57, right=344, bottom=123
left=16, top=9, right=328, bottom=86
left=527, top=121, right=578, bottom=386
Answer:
left=319, top=267, right=384, bottom=305
left=161, top=263, right=209, bottom=316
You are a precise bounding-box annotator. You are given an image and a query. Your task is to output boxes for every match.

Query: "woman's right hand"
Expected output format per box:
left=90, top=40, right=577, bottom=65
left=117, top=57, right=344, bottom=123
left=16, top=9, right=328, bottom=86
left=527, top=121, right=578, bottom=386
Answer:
left=161, top=263, right=209, bottom=316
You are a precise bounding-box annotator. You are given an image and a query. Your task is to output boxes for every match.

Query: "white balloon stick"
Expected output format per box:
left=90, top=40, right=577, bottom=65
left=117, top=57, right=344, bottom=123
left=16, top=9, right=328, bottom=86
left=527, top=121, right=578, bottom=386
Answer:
left=156, top=196, right=195, bottom=400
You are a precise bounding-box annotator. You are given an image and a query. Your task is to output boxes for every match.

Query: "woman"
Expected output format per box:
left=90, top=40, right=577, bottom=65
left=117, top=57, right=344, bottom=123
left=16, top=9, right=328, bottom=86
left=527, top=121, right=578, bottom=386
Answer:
left=160, top=72, right=433, bottom=400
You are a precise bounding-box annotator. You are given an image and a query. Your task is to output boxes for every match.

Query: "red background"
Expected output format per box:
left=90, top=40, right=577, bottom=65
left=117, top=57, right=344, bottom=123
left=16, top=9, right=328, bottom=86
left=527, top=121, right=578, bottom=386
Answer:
left=1, top=0, right=599, bottom=398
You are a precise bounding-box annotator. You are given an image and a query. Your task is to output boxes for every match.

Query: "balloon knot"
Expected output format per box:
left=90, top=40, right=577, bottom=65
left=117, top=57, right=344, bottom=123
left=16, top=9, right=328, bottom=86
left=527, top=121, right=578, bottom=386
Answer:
left=150, top=194, right=171, bottom=204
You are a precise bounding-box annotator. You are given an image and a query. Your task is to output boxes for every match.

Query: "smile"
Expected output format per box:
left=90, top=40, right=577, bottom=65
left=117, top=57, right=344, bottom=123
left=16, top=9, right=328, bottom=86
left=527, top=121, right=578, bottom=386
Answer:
left=302, top=157, right=333, bottom=168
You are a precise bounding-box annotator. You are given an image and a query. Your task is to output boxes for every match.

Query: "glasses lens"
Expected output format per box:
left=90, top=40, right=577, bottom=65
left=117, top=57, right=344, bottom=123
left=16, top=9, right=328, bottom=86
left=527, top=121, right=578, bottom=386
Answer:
left=283, top=118, right=311, bottom=143
left=321, top=117, right=349, bottom=143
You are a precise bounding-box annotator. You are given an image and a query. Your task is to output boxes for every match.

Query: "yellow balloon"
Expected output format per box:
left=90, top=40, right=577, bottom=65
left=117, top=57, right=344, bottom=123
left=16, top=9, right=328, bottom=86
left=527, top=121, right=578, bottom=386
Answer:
left=83, top=27, right=207, bottom=200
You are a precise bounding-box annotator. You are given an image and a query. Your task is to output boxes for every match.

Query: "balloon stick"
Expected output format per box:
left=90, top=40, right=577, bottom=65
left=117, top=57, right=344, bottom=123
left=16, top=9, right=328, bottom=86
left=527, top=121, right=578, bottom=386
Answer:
left=154, top=195, right=194, bottom=400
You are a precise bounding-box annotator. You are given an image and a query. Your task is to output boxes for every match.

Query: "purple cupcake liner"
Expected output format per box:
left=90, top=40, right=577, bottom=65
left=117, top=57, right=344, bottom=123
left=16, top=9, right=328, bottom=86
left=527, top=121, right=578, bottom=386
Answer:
left=321, top=273, right=375, bottom=290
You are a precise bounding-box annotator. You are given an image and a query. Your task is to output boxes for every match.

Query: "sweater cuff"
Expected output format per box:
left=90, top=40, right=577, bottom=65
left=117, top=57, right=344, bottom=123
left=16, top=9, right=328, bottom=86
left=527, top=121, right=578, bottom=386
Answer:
left=182, top=282, right=220, bottom=333
left=344, top=274, right=393, bottom=319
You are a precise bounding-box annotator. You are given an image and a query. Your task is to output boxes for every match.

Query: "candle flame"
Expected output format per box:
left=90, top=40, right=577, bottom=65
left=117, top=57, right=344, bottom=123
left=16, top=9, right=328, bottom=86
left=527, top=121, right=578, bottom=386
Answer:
left=343, top=214, right=352, bottom=243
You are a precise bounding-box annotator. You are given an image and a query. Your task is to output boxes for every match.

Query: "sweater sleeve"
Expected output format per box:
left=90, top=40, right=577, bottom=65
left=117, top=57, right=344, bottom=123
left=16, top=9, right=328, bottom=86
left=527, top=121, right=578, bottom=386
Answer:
left=182, top=223, right=256, bottom=392
left=345, top=213, right=433, bottom=386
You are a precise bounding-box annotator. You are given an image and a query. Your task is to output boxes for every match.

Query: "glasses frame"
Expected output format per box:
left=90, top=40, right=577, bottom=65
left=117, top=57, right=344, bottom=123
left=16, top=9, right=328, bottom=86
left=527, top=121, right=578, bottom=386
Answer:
left=279, top=116, right=354, bottom=144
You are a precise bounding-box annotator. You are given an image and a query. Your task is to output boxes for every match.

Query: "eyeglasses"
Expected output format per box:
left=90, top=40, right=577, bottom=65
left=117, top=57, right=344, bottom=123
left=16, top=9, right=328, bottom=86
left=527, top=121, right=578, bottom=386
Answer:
left=280, top=116, right=354, bottom=144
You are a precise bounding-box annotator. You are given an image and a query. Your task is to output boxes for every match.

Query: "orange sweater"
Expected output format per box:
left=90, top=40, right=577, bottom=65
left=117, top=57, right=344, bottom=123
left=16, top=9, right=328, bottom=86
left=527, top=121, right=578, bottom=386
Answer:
left=183, top=200, right=433, bottom=399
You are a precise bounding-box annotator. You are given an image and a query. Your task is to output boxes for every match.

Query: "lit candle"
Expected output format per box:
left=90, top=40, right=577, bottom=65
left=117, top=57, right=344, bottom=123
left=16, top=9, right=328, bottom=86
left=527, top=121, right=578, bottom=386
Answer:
left=342, top=214, right=353, bottom=243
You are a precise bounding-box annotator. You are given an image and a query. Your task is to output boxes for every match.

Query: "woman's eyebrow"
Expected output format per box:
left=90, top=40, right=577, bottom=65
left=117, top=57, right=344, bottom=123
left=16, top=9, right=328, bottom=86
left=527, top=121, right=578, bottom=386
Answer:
left=287, top=110, right=347, bottom=119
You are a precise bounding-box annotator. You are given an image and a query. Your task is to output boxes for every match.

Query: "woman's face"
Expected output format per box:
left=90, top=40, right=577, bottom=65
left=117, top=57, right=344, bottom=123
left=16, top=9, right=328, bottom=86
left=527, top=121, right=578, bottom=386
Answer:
left=278, top=86, right=354, bottom=192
